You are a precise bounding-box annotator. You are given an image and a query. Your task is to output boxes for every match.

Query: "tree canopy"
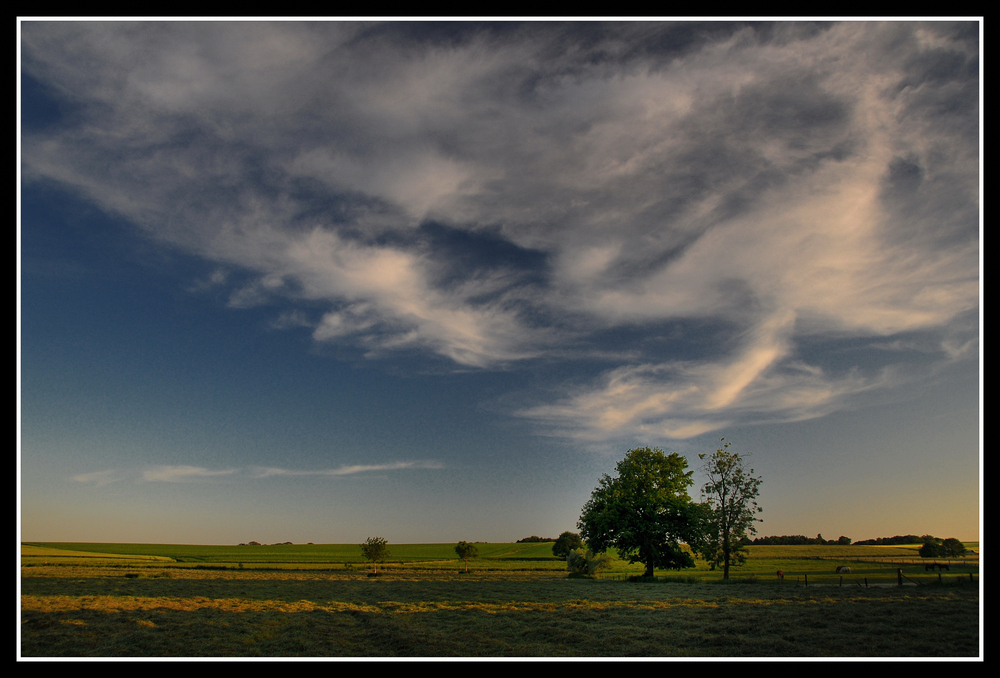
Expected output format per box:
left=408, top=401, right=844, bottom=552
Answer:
left=695, top=439, right=763, bottom=579
left=359, top=537, right=390, bottom=574
left=578, top=447, right=702, bottom=577
left=921, top=537, right=967, bottom=558
left=919, top=541, right=942, bottom=558
left=940, top=538, right=967, bottom=557
left=454, top=541, right=478, bottom=572
left=552, top=531, right=584, bottom=559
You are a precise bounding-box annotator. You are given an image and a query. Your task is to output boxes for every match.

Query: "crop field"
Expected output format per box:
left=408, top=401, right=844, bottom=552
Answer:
left=21, top=542, right=564, bottom=569
left=20, top=542, right=980, bottom=658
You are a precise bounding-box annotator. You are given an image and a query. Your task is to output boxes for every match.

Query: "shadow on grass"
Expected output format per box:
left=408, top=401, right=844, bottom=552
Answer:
left=21, top=568, right=979, bottom=657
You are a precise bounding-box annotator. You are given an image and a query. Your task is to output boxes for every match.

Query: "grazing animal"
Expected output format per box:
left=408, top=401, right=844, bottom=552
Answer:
left=926, top=563, right=936, bottom=571
left=835, top=566, right=851, bottom=574
left=776, top=570, right=784, bottom=580
left=938, top=563, right=950, bottom=571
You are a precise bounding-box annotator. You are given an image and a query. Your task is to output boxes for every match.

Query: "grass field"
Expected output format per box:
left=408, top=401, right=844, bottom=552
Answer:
left=20, top=542, right=981, bottom=658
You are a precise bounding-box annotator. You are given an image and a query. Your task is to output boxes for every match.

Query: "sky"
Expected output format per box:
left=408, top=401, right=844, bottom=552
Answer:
left=18, top=20, right=981, bottom=546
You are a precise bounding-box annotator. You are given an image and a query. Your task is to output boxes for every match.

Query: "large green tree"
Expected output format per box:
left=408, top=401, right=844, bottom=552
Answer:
left=578, top=447, right=702, bottom=578
left=696, top=439, right=763, bottom=579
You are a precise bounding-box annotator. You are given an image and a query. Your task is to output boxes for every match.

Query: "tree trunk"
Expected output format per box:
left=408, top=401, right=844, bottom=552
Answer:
left=645, top=561, right=654, bottom=577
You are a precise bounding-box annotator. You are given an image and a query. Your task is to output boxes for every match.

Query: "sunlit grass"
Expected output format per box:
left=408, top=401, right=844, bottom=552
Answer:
left=20, top=544, right=173, bottom=562
left=21, top=541, right=561, bottom=564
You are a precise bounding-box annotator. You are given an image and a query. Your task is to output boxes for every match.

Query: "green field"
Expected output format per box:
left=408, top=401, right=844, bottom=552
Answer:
left=20, top=542, right=980, bottom=657
left=20, top=541, right=979, bottom=582
left=21, top=542, right=565, bottom=570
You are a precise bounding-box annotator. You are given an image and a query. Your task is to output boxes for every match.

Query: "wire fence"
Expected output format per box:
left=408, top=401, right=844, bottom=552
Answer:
left=594, top=556, right=979, bottom=587
left=597, top=572, right=978, bottom=587
left=812, top=555, right=979, bottom=567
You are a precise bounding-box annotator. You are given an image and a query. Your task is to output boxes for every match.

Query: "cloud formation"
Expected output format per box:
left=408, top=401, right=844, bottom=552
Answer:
left=251, top=461, right=444, bottom=478
left=22, top=21, right=979, bottom=441
left=70, top=463, right=445, bottom=484
left=71, top=470, right=120, bottom=486
left=142, top=466, right=238, bottom=482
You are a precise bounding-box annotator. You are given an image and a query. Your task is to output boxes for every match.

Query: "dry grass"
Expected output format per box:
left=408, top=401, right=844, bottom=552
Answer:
left=20, top=565, right=979, bottom=658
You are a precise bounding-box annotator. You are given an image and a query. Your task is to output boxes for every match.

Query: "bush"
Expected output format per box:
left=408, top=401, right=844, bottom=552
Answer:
left=566, top=548, right=615, bottom=575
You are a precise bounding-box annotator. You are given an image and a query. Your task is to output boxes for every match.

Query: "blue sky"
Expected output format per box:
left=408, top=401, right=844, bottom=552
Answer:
left=19, top=20, right=980, bottom=545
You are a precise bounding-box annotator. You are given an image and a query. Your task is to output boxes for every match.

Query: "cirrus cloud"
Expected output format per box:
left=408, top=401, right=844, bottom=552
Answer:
left=141, top=466, right=238, bottom=482
left=21, top=21, right=979, bottom=443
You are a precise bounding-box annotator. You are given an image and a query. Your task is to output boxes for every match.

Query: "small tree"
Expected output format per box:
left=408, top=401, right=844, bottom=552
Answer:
left=919, top=536, right=944, bottom=559
left=454, top=541, right=478, bottom=573
left=919, top=541, right=943, bottom=558
left=552, top=531, right=584, bottom=559
left=696, top=439, right=763, bottom=580
left=360, top=537, right=390, bottom=575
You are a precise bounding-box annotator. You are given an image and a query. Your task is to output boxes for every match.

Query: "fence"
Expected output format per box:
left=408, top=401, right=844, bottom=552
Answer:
left=811, top=555, right=978, bottom=567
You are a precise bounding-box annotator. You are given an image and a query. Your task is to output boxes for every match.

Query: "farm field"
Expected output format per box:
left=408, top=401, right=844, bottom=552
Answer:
left=21, top=541, right=564, bottom=569
left=20, top=542, right=980, bottom=658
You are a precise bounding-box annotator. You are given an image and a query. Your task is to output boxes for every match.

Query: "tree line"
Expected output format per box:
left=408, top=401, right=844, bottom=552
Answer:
left=750, top=535, right=852, bottom=545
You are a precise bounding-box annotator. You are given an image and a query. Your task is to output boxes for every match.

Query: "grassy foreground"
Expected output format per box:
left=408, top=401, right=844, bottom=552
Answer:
left=20, top=543, right=980, bottom=658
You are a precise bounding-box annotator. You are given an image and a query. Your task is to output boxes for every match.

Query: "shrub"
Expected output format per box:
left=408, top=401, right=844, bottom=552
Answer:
left=566, top=548, right=615, bottom=575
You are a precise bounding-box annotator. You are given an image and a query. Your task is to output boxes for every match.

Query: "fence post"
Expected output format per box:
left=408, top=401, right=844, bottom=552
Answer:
left=804, top=574, right=808, bottom=587
left=864, top=577, right=868, bottom=588
left=839, top=576, right=843, bottom=587
left=897, top=569, right=903, bottom=587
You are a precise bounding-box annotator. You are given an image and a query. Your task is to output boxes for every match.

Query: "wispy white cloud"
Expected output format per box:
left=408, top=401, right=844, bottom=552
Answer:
left=251, top=461, right=444, bottom=478
left=519, top=308, right=892, bottom=442
left=269, top=309, right=314, bottom=330
left=280, top=227, right=543, bottom=366
left=142, top=466, right=238, bottom=482
left=71, top=470, right=120, bottom=486
left=72, top=462, right=443, bottom=485
left=520, top=357, right=889, bottom=443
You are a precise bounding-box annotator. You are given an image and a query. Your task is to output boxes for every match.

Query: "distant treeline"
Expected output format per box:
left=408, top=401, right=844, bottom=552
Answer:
left=750, top=535, right=853, bottom=545
left=525, top=533, right=946, bottom=547
left=750, top=534, right=944, bottom=546
left=852, top=535, right=935, bottom=546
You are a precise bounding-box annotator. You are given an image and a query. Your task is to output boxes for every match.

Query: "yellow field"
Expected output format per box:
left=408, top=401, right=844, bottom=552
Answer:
left=21, top=544, right=173, bottom=562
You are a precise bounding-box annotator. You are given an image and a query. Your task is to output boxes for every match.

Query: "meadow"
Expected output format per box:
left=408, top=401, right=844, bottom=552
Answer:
left=20, top=542, right=980, bottom=658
